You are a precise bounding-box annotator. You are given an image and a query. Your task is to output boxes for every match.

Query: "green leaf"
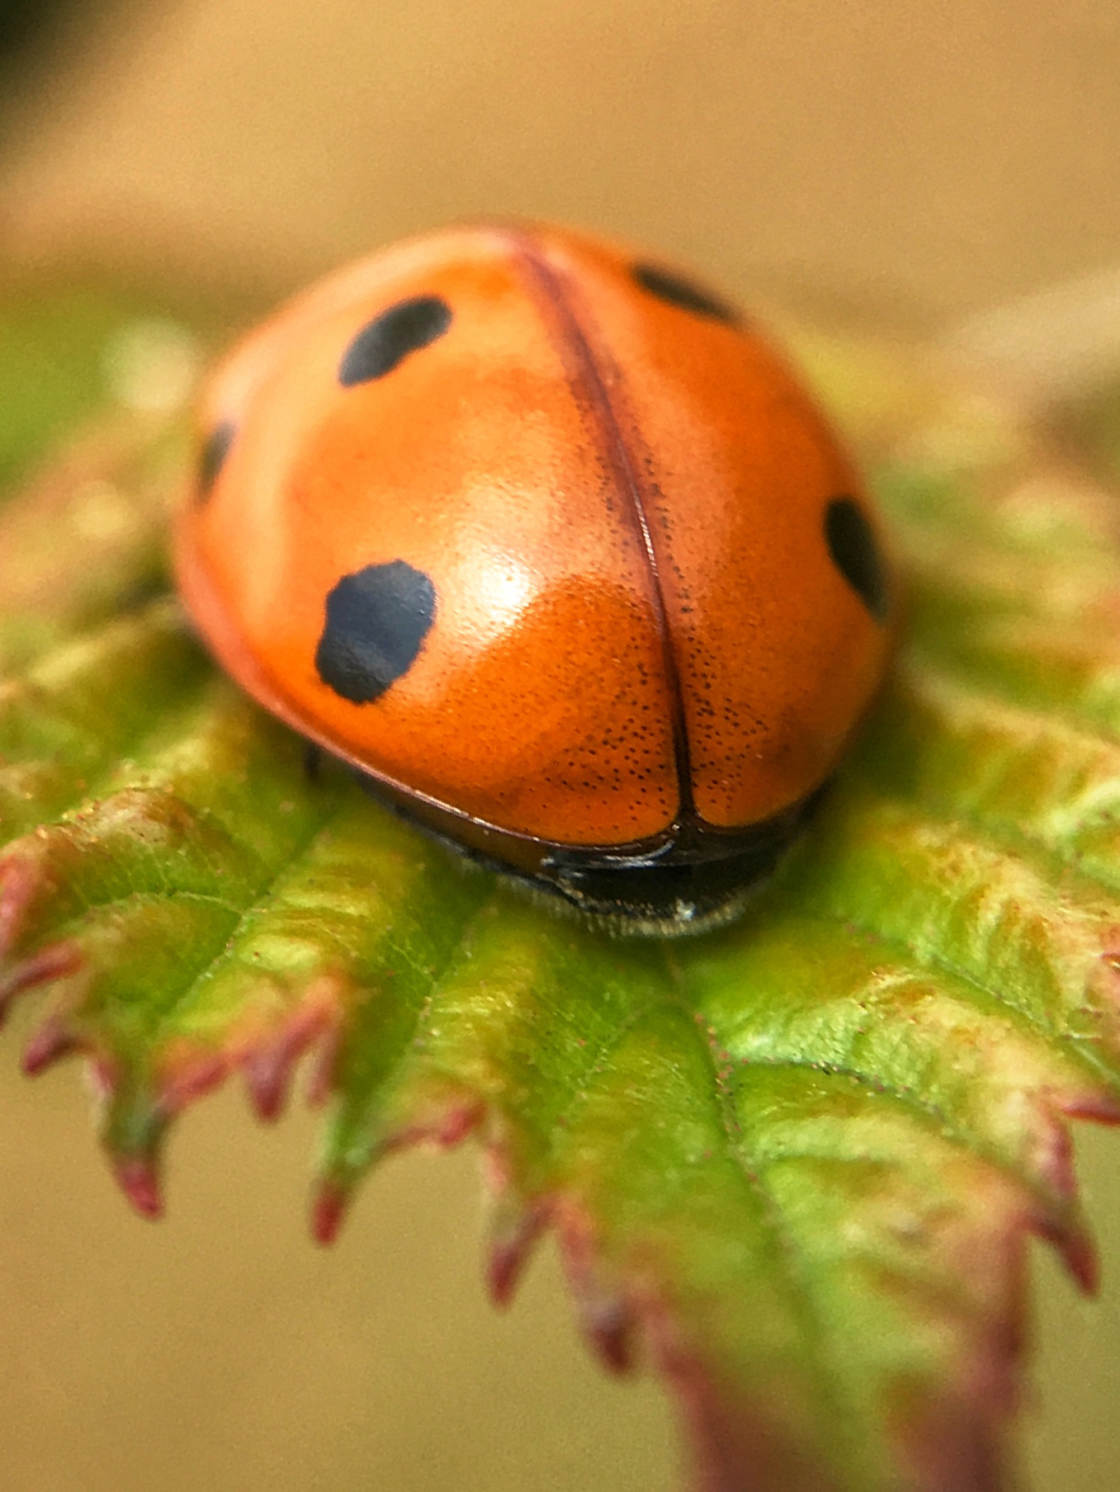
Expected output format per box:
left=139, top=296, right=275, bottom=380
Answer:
left=3, top=289, right=1120, bottom=1492
left=0, top=281, right=201, bottom=498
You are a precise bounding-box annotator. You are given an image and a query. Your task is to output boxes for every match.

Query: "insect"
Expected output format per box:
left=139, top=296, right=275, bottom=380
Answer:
left=175, top=222, right=892, bottom=934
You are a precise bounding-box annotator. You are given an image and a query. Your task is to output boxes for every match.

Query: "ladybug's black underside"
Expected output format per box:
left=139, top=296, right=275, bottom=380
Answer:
left=339, top=755, right=828, bottom=935
left=537, top=799, right=824, bottom=931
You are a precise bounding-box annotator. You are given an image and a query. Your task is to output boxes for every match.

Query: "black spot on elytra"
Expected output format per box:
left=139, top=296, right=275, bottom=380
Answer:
left=825, top=497, right=888, bottom=622
left=315, top=560, right=436, bottom=703
left=632, top=262, right=741, bottom=325
left=197, top=420, right=236, bottom=500
left=338, top=296, right=452, bottom=386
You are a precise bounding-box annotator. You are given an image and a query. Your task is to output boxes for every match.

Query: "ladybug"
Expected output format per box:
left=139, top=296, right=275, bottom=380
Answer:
left=175, top=223, right=892, bottom=934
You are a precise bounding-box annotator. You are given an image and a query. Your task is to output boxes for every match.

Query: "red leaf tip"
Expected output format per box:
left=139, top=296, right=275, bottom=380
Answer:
left=113, top=1155, right=164, bottom=1219
left=0, top=941, right=84, bottom=1016
left=1032, top=1207, right=1101, bottom=1294
left=560, top=1220, right=635, bottom=1373
left=1059, top=1090, right=1120, bottom=1126
left=580, top=1294, right=635, bottom=1374
left=1062, top=1227, right=1100, bottom=1295
left=243, top=1000, right=336, bottom=1121
left=312, top=1179, right=350, bottom=1245
left=21, top=1014, right=79, bottom=1075
left=486, top=1203, right=548, bottom=1308
left=244, top=1047, right=295, bottom=1121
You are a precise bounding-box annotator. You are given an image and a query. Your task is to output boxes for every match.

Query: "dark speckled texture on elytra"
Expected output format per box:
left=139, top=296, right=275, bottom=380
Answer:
left=825, top=496, right=889, bottom=621
left=315, top=560, right=437, bottom=703
left=197, top=420, right=236, bottom=499
left=338, top=295, right=453, bottom=385
left=631, top=262, right=741, bottom=325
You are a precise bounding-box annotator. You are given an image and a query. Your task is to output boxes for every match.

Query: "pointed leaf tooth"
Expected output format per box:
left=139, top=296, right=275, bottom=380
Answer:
left=157, top=1049, right=228, bottom=1114
left=1008, top=1098, right=1102, bottom=1290
left=21, top=1012, right=80, bottom=1075
left=313, top=1090, right=483, bottom=1247
left=432, top=1101, right=482, bottom=1149
left=560, top=1216, right=636, bottom=1375
left=578, top=1295, right=635, bottom=1375
left=112, top=1153, right=164, bottom=1220
left=572, top=1286, right=635, bottom=1374
left=1030, top=1205, right=1100, bottom=1295
left=1055, top=1089, right=1120, bottom=1123
left=484, top=1182, right=549, bottom=1308
left=0, top=940, right=83, bottom=1016
left=368, top=1098, right=484, bottom=1166
left=238, top=979, right=343, bottom=1121
left=101, top=1067, right=170, bottom=1221
left=242, top=1038, right=301, bottom=1122
left=310, top=1176, right=351, bottom=1246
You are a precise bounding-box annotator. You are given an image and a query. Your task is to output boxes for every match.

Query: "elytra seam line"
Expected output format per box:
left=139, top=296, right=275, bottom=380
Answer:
left=503, top=229, right=696, bottom=822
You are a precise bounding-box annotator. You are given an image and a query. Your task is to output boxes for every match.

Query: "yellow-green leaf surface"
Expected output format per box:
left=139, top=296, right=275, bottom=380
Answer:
left=3, top=285, right=1120, bottom=1492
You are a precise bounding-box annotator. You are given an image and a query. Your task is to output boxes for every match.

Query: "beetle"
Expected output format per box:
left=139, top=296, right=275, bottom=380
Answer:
left=175, top=222, right=892, bottom=934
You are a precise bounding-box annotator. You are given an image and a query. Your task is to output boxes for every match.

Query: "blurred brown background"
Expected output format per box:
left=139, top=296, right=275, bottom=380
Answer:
left=4, top=0, right=1120, bottom=322
left=2, top=3, right=1120, bottom=1490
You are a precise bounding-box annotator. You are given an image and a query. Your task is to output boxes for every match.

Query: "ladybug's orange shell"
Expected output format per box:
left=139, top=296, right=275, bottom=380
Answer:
left=176, top=223, right=891, bottom=921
